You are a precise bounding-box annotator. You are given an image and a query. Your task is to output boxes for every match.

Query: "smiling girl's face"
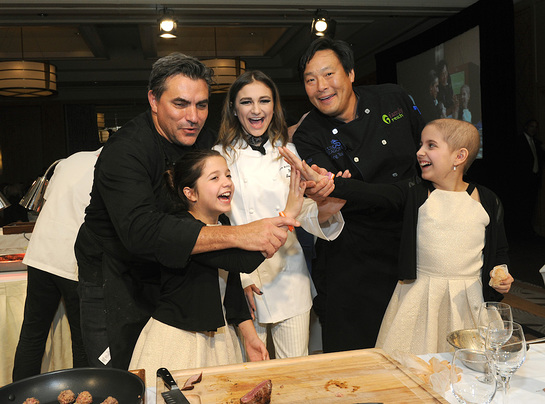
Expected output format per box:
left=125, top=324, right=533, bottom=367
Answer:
left=234, top=81, right=274, bottom=138
left=416, top=125, right=458, bottom=188
left=184, top=155, right=234, bottom=224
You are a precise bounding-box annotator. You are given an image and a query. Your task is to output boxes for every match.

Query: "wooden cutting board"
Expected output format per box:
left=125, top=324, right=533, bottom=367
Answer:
left=157, top=348, right=448, bottom=403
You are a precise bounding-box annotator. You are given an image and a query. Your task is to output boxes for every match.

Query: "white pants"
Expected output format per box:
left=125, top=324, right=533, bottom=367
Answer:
left=253, top=310, right=310, bottom=359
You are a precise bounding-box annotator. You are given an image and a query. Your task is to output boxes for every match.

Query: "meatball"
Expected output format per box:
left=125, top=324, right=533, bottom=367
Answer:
left=22, top=398, right=40, bottom=404
left=58, top=389, right=76, bottom=404
left=100, top=397, right=118, bottom=404
left=75, top=391, right=93, bottom=404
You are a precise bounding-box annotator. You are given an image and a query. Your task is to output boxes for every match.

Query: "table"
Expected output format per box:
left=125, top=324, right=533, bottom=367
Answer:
left=0, top=230, right=73, bottom=388
left=0, top=272, right=73, bottom=387
left=420, top=343, right=545, bottom=403
left=0, top=230, right=29, bottom=264
left=145, top=345, right=545, bottom=404
left=155, top=348, right=447, bottom=403
left=0, top=232, right=30, bottom=272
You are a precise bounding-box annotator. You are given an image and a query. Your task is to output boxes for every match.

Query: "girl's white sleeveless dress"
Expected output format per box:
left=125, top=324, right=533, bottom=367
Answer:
left=376, top=188, right=490, bottom=354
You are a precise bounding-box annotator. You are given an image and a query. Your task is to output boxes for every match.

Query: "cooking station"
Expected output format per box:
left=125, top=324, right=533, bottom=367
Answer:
left=151, top=345, right=545, bottom=403
left=155, top=348, right=446, bottom=403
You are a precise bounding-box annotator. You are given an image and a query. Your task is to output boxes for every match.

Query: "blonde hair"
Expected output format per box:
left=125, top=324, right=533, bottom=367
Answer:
left=216, top=70, right=288, bottom=157
left=427, top=119, right=480, bottom=173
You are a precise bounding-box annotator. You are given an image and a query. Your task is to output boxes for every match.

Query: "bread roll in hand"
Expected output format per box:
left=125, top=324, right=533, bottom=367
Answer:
left=489, top=264, right=509, bottom=288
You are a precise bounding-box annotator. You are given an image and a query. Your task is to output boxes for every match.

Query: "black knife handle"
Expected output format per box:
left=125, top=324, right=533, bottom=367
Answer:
left=157, top=367, right=180, bottom=390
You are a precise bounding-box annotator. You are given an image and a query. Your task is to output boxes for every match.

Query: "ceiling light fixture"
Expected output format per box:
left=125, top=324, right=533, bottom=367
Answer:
left=159, top=8, right=177, bottom=39
left=0, top=27, right=57, bottom=97
left=202, top=28, right=246, bottom=93
left=311, top=9, right=336, bottom=38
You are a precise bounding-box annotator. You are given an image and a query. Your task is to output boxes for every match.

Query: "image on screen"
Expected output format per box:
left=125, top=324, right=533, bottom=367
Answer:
left=396, top=26, right=482, bottom=158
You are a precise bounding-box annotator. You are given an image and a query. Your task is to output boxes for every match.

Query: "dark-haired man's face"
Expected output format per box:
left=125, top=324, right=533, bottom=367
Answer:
left=148, top=74, right=209, bottom=146
left=303, top=49, right=356, bottom=123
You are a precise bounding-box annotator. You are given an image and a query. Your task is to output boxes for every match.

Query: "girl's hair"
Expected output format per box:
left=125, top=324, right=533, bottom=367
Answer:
left=427, top=118, right=480, bottom=173
left=164, top=149, right=222, bottom=211
left=216, top=70, right=288, bottom=156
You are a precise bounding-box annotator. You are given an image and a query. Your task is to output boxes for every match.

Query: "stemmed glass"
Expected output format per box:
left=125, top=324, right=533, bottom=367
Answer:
left=477, top=302, right=513, bottom=383
left=450, top=348, right=497, bottom=404
left=485, top=321, right=526, bottom=404
left=477, top=302, right=513, bottom=341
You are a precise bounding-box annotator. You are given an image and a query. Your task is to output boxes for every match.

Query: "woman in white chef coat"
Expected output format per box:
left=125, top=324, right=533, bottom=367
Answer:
left=214, top=70, right=345, bottom=358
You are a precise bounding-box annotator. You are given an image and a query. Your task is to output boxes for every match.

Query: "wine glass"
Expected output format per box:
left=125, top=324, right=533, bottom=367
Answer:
left=485, top=321, right=526, bottom=404
left=477, top=302, right=513, bottom=341
left=476, top=302, right=512, bottom=383
left=485, top=318, right=514, bottom=352
left=450, top=348, right=497, bottom=404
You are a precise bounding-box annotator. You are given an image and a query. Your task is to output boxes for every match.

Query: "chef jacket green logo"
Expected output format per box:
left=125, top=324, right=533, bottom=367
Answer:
left=383, top=107, right=405, bottom=124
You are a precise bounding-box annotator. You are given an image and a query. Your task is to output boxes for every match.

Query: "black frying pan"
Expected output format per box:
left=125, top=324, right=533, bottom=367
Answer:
left=0, top=368, right=145, bottom=404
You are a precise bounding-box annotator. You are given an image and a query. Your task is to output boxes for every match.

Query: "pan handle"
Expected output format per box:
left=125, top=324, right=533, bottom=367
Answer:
left=157, top=368, right=180, bottom=391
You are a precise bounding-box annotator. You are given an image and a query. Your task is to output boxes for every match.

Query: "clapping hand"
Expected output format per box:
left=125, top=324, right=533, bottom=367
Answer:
left=278, top=146, right=351, bottom=202
left=283, top=168, right=307, bottom=220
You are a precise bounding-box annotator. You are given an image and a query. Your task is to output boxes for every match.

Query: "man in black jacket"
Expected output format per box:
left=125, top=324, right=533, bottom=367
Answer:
left=292, top=38, right=424, bottom=353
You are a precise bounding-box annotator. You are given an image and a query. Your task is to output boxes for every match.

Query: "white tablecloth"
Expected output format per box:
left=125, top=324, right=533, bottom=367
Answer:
left=0, top=231, right=31, bottom=253
left=420, top=344, right=545, bottom=403
left=0, top=230, right=73, bottom=388
left=0, top=272, right=73, bottom=387
left=0, top=232, right=30, bottom=272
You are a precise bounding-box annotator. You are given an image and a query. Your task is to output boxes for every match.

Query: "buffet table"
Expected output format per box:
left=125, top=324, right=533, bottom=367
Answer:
left=0, top=232, right=30, bottom=261
left=0, top=231, right=73, bottom=388
left=148, top=345, right=545, bottom=404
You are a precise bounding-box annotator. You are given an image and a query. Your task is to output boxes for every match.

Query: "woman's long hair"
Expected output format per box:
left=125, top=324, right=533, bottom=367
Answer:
left=216, top=70, right=288, bottom=157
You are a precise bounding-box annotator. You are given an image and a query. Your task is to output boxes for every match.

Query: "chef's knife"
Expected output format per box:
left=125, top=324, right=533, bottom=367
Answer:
left=157, top=367, right=191, bottom=404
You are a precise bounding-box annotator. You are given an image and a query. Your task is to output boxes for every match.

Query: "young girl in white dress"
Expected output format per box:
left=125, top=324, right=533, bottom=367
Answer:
left=214, top=70, right=345, bottom=358
left=130, top=149, right=306, bottom=386
left=280, top=119, right=514, bottom=355
left=375, top=119, right=514, bottom=354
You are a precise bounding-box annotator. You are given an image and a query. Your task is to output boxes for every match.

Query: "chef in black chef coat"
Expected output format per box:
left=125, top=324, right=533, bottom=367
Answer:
left=292, top=37, right=425, bottom=353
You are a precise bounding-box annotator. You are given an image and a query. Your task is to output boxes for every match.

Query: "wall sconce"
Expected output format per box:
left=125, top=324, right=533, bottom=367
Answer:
left=159, top=8, right=177, bottom=39
left=97, top=112, right=121, bottom=143
left=97, top=112, right=109, bottom=143
left=311, top=9, right=336, bottom=38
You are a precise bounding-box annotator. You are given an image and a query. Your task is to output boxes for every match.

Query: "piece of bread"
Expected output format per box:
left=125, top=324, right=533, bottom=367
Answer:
left=489, top=264, right=509, bottom=287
